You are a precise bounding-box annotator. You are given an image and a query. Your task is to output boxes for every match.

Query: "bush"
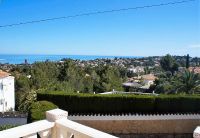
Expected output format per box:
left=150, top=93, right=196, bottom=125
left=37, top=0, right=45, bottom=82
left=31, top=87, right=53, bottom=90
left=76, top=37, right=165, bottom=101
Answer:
left=29, top=101, right=58, bottom=122
left=37, top=92, right=200, bottom=114
left=0, top=125, right=18, bottom=131
left=155, top=95, right=200, bottom=113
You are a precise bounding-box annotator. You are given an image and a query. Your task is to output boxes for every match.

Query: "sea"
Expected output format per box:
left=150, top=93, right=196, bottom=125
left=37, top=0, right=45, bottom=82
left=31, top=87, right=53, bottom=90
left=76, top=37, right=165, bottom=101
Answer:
left=0, top=55, right=141, bottom=64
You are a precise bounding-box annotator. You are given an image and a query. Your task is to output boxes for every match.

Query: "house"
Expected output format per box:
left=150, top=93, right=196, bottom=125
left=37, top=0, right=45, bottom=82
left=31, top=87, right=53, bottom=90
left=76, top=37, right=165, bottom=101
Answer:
left=122, top=82, right=142, bottom=92
left=127, top=66, right=144, bottom=73
left=141, top=74, right=157, bottom=86
left=189, top=67, right=200, bottom=74
left=0, top=70, right=15, bottom=112
left=122, top=82, right=142, bottom=88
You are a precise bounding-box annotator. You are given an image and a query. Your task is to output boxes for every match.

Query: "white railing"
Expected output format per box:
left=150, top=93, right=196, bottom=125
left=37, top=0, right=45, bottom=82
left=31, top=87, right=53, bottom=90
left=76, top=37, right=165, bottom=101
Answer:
left=56, top=118, right=117, bottom=138
left=0, top=120, right=54, bottom=138
left=0, top=109, right=118, bottom=138
left=194, top=126, right=200, bottom=138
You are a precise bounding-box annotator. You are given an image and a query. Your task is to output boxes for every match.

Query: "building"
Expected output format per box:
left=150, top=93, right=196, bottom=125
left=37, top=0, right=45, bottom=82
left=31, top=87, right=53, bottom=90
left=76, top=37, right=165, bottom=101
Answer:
left=141, top=74, right=157, bottom=86
left=189, top=67, right=200, bottom=74
left=0, top=70, right=15, bottom=112
left=122, top=82, right=142, bottom=92
left=127, top=66, right=144, bottom=73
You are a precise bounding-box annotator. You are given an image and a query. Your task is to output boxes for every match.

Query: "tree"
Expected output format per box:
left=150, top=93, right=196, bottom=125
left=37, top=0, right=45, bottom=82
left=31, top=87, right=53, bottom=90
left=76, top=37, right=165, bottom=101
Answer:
left=82, top=76, right=94, bottom=93
left=58, top=60, right=76, bottom=81
left=160, top=54, right=179, bottom=75
left=16, top=90, right=37, bottom=112
left=58, top=60, right=91, bottom=92
left=186, top=54, right=190, bottom=69
left=175, top=70, right=200, bottom=94
left=15, top=75, right=31, bottom=92
left=94, top=66, right=123, bottom=92
left=31, top=62, right=59, bottom=90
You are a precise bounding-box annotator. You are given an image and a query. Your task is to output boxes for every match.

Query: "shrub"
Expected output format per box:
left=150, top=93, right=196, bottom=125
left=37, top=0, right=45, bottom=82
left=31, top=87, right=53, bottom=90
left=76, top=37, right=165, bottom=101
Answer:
left=155, top=95, right=200, bottom=113
left=0, top=125, right=18, bottom=131
left=29, top=101, right=58, bottom=122
left=37, top=92, right=200, bottom=114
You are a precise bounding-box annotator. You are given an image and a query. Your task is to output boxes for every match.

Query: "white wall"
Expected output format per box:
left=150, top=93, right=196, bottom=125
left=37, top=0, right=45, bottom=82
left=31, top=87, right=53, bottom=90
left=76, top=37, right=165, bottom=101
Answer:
left=0, top=76, right=15, bottom=112
left=143, top=80, right=154, bottom=86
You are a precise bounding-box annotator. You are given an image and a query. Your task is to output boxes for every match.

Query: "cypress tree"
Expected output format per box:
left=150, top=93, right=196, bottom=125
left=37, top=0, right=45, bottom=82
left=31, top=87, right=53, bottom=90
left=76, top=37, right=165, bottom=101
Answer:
left=186, top=54, right=190, bottom=69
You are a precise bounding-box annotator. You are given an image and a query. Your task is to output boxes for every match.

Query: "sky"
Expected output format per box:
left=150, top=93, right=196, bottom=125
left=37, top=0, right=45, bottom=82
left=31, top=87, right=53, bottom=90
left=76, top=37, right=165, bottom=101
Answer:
left=0, top=0, right=199, bottom=57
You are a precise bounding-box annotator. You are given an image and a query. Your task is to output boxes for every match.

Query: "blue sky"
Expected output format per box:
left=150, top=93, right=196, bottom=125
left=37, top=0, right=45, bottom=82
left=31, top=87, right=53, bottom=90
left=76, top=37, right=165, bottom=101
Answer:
left=0, top=0, right=199, bottom=57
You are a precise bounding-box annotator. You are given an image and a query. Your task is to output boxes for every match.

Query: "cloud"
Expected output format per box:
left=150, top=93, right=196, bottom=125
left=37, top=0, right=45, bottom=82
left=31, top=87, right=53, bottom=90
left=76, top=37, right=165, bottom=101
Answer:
left=188, top=44, right=200, bottom=49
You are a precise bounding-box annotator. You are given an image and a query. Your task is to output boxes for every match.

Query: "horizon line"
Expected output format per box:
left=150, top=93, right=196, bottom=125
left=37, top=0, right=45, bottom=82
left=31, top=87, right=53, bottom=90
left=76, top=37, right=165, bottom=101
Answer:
left=0, top=54, right=198, bottom=58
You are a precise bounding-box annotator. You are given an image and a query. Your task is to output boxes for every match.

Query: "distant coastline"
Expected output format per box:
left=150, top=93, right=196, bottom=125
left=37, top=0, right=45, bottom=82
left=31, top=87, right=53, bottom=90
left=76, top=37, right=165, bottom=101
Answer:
left=0, top=54, right=142, bottom=64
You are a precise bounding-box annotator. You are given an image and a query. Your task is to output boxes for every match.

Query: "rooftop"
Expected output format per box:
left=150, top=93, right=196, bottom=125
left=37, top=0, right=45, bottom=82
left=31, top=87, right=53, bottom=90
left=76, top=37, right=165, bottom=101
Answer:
left=189, top=67, right=200, bottom=74
left=0, top=70, right=11, bottom=78
left=141, top=74, right=157, bottom=81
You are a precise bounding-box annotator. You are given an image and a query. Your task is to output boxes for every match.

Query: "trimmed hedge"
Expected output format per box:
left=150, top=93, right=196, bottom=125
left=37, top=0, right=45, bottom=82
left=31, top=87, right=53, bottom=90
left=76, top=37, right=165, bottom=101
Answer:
left=29, top=101, right=58, bottom=122
left=37, top=92, right=200, bottom=114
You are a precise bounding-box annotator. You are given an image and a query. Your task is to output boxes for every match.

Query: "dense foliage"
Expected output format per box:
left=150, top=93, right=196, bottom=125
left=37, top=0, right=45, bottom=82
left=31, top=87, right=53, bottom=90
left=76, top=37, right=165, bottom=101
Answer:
left=16, top=90, right=37, bottom=112
left=153, top=54, right=200, bottom=94
left=29, top=101, right=58, bottom=122
left=12, top=60, right=126, bottom=112
left=37, top=92, right=200, bottom=114
left=3, top=55, right=199, bottom=113
left=160, top=54, right=179, bottom=75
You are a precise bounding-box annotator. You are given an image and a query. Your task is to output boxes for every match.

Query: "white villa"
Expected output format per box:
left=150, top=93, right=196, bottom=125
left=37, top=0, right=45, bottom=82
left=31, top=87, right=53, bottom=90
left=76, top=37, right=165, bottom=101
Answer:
left=0, top=70, right=15, bottom=112
left=127, top=66, right=144, bottom=73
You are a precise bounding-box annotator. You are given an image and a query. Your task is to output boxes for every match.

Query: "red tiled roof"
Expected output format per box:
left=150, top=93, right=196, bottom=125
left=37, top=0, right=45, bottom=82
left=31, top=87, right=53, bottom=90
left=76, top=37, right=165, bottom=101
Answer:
left=0, top=70, right=10, bottom=78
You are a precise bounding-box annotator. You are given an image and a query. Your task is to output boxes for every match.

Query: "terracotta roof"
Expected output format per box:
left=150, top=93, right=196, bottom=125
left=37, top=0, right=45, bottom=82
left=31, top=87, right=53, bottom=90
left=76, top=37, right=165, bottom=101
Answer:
left=141, top=74, right=157, bottom=81
left=0, top=70, right=10, bottom=78
left=189, top=67, right=200, bottom=74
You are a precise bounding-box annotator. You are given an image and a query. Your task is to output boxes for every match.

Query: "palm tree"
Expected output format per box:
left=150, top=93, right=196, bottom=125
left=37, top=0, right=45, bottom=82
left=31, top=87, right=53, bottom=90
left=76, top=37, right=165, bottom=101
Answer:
left=176, top=70, right=200, bottom=94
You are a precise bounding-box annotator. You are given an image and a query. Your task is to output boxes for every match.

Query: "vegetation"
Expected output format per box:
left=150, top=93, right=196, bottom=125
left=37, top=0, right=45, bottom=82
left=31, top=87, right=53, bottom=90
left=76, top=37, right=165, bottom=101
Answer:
left=29, top=101, right=58, bottom=122
left=16, top=90, right=37, bottom=113
left=175, top=70, right=200, bottom=94
left=0, top=125, right=18, bottom=131
left=154, top=55, right=200, bottom=94
left=1, top=55, right=198, bottom=113
left=186, top=54, right=190, bottom=69
left=12, top=60, right=126, bottom=112
left=37, top=92, right=200, bottom=114
left=160, top=54, right=179, bottom=75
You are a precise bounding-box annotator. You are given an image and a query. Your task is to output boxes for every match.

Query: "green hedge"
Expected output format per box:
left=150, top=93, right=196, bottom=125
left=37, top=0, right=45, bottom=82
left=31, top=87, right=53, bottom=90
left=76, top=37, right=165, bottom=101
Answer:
left=37, top=92, right=200, bottom=114
left=0, top=125, right=18, bottom=131
left=29, top=101, right=58, bottom=122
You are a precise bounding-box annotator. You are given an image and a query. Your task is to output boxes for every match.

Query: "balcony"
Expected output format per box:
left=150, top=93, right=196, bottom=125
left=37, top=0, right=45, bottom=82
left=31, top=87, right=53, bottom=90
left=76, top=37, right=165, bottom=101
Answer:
left=0, top=109, right=117, bottom=138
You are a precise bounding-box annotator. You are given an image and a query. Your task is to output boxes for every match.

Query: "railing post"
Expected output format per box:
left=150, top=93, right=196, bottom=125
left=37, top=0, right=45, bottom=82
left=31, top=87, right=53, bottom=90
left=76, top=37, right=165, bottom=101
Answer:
left=46, top=109, right=68, bottom=138
left=38, top=129, right=52, bottom=138
left=194, top=126, right=200, bottom=138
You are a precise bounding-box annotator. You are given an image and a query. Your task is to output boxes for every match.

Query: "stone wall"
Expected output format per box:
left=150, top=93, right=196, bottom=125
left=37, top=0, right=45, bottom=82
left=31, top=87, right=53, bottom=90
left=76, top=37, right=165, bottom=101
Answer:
left=69, top=114, right=200, bottom=137
left=114, top=133, right=192, bottom=138
left=74, top=120, right=200, bottom=134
